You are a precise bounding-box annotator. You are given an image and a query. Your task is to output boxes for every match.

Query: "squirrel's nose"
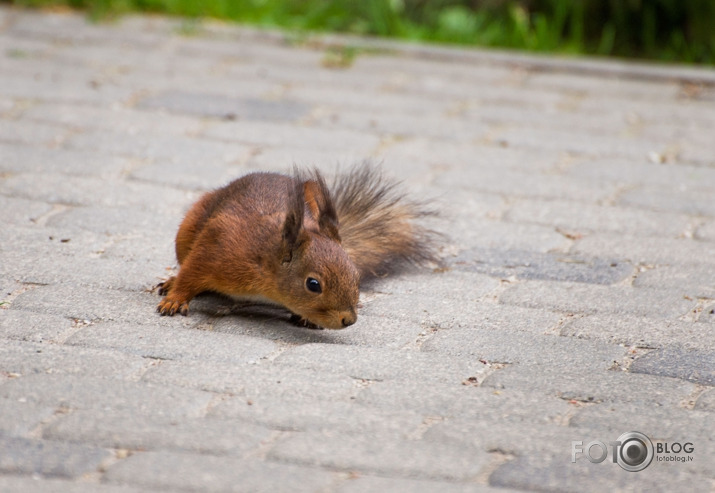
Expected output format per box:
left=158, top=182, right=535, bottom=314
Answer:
left=341, top=312, right=357, bottom=327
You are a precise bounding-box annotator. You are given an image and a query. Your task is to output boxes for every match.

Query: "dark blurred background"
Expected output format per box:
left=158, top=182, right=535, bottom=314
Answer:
left=6, top=0, right=715, bottom=65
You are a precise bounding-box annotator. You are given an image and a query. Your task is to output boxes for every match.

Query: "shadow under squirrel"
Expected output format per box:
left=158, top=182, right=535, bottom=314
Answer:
left=157, top=164, right=441, bottom=329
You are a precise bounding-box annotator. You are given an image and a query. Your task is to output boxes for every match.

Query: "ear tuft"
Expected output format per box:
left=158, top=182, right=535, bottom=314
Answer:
left=282, top=177, right=306, bottom=262
left=303, top=170, right=340, bottom=242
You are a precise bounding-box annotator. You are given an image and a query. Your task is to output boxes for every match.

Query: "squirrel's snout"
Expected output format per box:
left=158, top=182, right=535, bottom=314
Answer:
left=341, top=312, right=357, bottom=328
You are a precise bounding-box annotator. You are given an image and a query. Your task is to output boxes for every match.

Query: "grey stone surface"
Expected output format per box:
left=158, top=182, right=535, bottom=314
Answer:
left=0, top=399, right=56, bottom=437
left=137, top=90, right=310, bottom=122
left=500, top=280, right=696, bottom=319
left=44, top=411, right=272, bottom=455
left=489, top=453, right=712, bottom=492
left=0, top=436, right=111, bottom=479
left=1, top=6, right=713, bottom=491
left=560, top=314, right=715, bottom=350
left=336, top=476, right=510, bottom=493
left=209, top=395, right=425, bottom=437
left=273, top=343, right=491, bottom=384
left=452, top=248, right=633, bottom=285
left=630, top=348, right=715, bottom=386
left=104, top=451, right=338, bottom=493
left=64, top=321, right=279, bottom=364
left=0, top=339, right=151, bottom=379
left=0, top=374, right=214, bottom=418
left=0, top=476, right=144, bottom=493
left=268, top=432, right=488, bottom=481
left=481, top=363, right=695, bottom=406
left=356, top=381, right=571, bottom=423
left=422, top=328, right=626, bottom=369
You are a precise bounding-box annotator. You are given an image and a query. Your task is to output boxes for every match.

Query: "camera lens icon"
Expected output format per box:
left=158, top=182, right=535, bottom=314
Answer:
left=616, top=432, right=654, bottom=472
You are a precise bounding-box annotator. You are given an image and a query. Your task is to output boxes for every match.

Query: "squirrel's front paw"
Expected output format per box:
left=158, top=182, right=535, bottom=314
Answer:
left=157, top=297, right=189, bottom=316
left=156, top=277, right=176, bottom=296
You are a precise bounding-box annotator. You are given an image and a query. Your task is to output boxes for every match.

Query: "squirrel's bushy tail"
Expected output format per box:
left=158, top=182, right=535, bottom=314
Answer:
left=329, top=163, right=442, bottom=280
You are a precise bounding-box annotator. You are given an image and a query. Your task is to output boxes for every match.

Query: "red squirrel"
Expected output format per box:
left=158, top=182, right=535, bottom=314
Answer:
left=157, top=164, right=440, bottom=329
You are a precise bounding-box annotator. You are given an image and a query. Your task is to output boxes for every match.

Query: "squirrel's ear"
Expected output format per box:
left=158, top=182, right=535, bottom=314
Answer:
left=282, top=179, right=306, bottom=263
left=303, top=172, right=341, bottom=242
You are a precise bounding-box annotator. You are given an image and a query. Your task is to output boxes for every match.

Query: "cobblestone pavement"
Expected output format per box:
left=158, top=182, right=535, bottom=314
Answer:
left=1, top=6, right=714, bottom=492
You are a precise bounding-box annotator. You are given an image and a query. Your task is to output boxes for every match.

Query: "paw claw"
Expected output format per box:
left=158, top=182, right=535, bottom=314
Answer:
left=157, top=298, right=189, bottom=317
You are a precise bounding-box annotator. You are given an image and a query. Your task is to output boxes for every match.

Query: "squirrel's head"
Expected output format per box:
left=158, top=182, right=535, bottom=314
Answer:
left=277, top=173, right=360, bottom=329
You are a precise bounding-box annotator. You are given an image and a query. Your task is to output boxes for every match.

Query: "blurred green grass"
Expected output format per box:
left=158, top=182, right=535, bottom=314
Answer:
left=6, top=0, right=715, bottom=65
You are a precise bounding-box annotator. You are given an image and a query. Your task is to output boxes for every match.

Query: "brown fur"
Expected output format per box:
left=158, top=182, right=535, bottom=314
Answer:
left=157, top=164, right=441, bottom=329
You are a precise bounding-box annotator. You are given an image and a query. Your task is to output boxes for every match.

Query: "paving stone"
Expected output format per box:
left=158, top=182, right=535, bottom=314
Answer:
left=378, top=138, right=561, bottom=174
left=64, top=322, right=278, bottom=364
left=0, top=195, right=53, bottom=227
left=504, top=198, right=691, bottom=237
left=335, top=476, right=513, bottom=493
left=0, top=399, right=56, bottom=437
left=573, top=233, right=715, bottom=266
left=22, top=102, right=205, bottom=135
left=0, top=310, right=73, bottom=343
left=422, top=328, right=626, bottom=369
left=0, top=233, right=174, bottom=292
left=46, top=204, right=178, bottom=236
left=9, top=283, right=210, bottom=328
left=568, top=158, right=715, bottom=193
left=273, top=343, right=490, bottom=384
left=492, top=126, right=663, bottom=159
left=629, top=348, right=715, bottom=386
left=142, top=359, right=357, bottom=400
left=0, top=67, right=136, bottom=104
left=103, top=451, right=337, bottom=493
left=424, top=417, right=590, bottom=461
left=695, top=220, right=715, bottom=242
left=268, top=432, right=488, bottom=481
left=569, top=404, right=714, bottom=444
left=0, top=435, right=111, bottom=479
left=452, top=248, right=633, bottom=285
left=0, top=339, right=150, bottom=379
left=0, top=476, right=144, bottom=493
left=560, top=314, right=715, bottom=351
left=525, top=72, right=681, bottom=100
left=694, top=388, right=715, bottom=411
left=201, top=119, right=381, bottom=153
left=317, top=109, right=488, bottom=141
left=0, top=117, right=72, bottom=146
left=0, top=374, right=214, bottom=418
left=482, top=363, right=695, bottom=406
left=0, top=172, right=193, bottom=211
left=44, top=411, right=272, bottom=455
left=138, top=90, right=310, bottom=122
left=359, top=281, right=502, bottom=329
left=441, top=219, right=571, bottom=255
left=633, top=264, right=715, bottom=299
left=209, top=395, right=424, bottom=438
left=356, top=381, right=571, bottom=423
left=0, top=143, right=133, bottom=178
left=489, top=452, right=711, bottom=492
left=619, top=187, right=715, bottom=217
left=64, top=130, right=252, bottom=165
left=129, top=160, right=243, bottom=192
left=499, top=280, right=696, bottom=319
left=434, top=163, right=615, bottom=203
left=287, top=83, right=449, bottom=114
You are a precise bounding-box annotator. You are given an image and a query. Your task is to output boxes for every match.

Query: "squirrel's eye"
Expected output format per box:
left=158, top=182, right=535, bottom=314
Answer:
left=306, top=277, right=322, bottom=294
